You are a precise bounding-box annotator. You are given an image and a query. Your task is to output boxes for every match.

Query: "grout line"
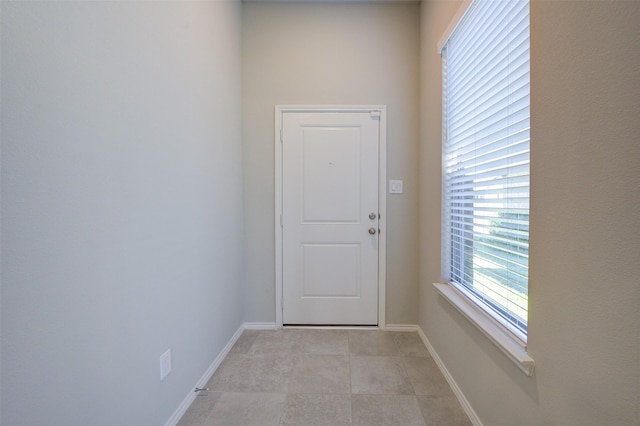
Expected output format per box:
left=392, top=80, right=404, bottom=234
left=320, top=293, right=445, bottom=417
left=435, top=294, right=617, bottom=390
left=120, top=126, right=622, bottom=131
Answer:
left=178, top=328, right=466, bottom=426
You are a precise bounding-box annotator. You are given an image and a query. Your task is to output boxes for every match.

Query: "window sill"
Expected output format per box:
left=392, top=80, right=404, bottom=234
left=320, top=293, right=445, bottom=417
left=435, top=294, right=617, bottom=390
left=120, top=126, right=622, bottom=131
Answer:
left=433, top=282, right=535, bottom=377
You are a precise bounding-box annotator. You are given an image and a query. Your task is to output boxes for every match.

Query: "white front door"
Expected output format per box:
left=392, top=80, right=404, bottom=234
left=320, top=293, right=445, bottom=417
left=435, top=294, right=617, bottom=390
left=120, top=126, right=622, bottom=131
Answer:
left=281, top=110, right=381, bottom=325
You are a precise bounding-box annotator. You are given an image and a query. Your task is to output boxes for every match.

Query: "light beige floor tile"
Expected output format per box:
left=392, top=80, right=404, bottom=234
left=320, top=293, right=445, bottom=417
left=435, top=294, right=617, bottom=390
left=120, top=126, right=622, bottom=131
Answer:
left=279, top=394, right=351, bottom=426
left=203, top=392, right=286, bottom=426
left=352, top=394, right=426, bottom=426
left=348, top=330, right=403, bottom=356
left=177, top=392, right=222, bottom=426
left=393, top=332, right=431, bottom=357
left=180, top=330, right=467, bottom=425
left=249, top=329, right=304, bottom=355
left=403, top=357, right=452, bottom=396
left=229, top=330, right=259, bottom=354
left=288, top=355, right=350, bottom=394
left=300, top=329, right=349, bottom=355
left=208, top=353, right=300, bottom=393
left=416, top=394, right=472, bottom=426
left=350, top=356, right=414, bottom=395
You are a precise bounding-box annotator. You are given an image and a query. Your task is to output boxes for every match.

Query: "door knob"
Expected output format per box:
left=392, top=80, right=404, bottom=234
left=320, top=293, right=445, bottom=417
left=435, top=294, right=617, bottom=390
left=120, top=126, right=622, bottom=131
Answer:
left=369, top=212, right=377, bottom=220
left=368, top=227, right=377, bottom=235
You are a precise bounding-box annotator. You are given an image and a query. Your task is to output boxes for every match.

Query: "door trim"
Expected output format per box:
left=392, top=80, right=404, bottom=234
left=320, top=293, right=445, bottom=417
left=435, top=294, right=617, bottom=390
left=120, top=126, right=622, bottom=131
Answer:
left=274, top=105, right=387, bottom=328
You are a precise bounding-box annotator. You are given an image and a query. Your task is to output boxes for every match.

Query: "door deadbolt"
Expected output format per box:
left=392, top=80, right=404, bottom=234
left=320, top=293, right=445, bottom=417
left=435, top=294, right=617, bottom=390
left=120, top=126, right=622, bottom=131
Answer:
left=369, top=212, right=377, bottom=220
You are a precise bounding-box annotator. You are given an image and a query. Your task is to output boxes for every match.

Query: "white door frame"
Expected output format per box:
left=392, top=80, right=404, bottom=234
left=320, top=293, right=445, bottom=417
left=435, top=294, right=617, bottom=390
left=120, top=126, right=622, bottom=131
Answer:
left=275, top=105, right=387, bottom=328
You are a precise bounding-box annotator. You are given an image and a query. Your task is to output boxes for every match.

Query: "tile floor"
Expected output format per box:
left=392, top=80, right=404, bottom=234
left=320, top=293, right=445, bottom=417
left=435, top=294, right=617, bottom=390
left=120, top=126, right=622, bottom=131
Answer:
left=177, top=329, right=471, bottom=426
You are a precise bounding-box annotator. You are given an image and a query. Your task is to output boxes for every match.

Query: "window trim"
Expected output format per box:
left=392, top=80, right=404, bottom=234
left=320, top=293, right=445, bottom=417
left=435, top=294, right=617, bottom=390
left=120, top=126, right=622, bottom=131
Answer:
left=434, top=282, right=534, bottom=376
left=437, top=0, right=473, bottom=53
left=437, top=0, right=534, bottom=376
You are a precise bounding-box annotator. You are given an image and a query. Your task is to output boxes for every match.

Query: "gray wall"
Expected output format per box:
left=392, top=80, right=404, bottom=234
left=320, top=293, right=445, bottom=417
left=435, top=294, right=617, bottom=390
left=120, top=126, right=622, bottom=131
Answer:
left=419, top=1, right=640, bottom=424
left=4, top=1, right=638, bottom=424
left=0, top=1, right=244, bottom=424
left=242, top=2, right=421, bottom=325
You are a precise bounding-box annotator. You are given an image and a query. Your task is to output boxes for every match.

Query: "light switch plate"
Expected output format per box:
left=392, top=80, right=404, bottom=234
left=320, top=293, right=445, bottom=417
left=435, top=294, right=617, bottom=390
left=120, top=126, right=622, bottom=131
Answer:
left=389, top=180, right=403, bottom=194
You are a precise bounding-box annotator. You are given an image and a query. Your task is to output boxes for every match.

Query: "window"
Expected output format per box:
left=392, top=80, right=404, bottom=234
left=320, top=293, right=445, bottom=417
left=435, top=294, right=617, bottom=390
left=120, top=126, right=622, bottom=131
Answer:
left=441, top=0, right=530, bottom=341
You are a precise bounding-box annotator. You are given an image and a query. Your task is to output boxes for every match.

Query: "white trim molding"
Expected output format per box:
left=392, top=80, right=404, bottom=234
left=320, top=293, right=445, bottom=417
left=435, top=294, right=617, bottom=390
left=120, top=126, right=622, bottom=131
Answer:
left=165, top=322, right=279, bottom=425
left=417, top=326, right=482, bottom=426
left=243, top=322, right=278, bottom=330
left=437, top=0, right=473, bottom=53
left=274, top=105, right=387, bottom=329
left=165, top=322, right=481, bottom=426
left=164, top=325, right=245, bottom=426
left=433, top=283, right=535, bottom=377
left=384, top=324, right=420, bottom=332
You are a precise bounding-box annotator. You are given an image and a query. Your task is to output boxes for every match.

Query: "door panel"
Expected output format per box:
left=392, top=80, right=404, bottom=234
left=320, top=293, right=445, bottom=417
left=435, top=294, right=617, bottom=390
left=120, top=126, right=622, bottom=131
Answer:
left=282, top=111, right=379, bottom=325
left=301, top=127, right=360, bottom=223
left=301, top=244, right=360, bottom=297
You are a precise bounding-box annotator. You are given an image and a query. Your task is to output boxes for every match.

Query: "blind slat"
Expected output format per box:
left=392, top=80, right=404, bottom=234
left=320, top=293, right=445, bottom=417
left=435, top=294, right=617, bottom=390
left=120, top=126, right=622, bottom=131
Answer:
left=442, top=0, right=530, bottom=338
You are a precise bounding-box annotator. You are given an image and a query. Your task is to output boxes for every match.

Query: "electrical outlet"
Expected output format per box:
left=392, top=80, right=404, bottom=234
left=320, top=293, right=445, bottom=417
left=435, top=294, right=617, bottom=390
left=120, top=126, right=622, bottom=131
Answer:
left=160, top=348, right=172, bottom=381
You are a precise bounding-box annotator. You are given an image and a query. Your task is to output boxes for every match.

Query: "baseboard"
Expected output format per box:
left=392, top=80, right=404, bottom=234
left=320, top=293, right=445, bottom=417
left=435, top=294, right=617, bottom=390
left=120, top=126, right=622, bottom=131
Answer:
left=164, top=322, right=481, bottom=426
left=416, top=326, right=482, bottom=426
left=164, top=325, right=245, bottom=426
left=385, top=324, right=420, bottom=332
left=243, top=322, right=278, bottom=330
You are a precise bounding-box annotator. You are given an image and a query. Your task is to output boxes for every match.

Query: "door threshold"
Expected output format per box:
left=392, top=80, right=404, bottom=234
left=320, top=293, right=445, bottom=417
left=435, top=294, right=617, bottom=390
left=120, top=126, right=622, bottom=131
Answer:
left=283, top=325, right=380, bottom=330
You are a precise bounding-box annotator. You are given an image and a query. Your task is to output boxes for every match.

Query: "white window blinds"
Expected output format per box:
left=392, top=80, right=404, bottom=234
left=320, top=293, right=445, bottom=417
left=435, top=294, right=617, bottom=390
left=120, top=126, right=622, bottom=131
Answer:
left=441, top=0, right=530, bottom=339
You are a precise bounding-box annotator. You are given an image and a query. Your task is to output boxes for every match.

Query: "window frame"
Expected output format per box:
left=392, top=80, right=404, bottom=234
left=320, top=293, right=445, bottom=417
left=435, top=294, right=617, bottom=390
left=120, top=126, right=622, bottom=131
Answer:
left=435, top=0, right=534, bottom=376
